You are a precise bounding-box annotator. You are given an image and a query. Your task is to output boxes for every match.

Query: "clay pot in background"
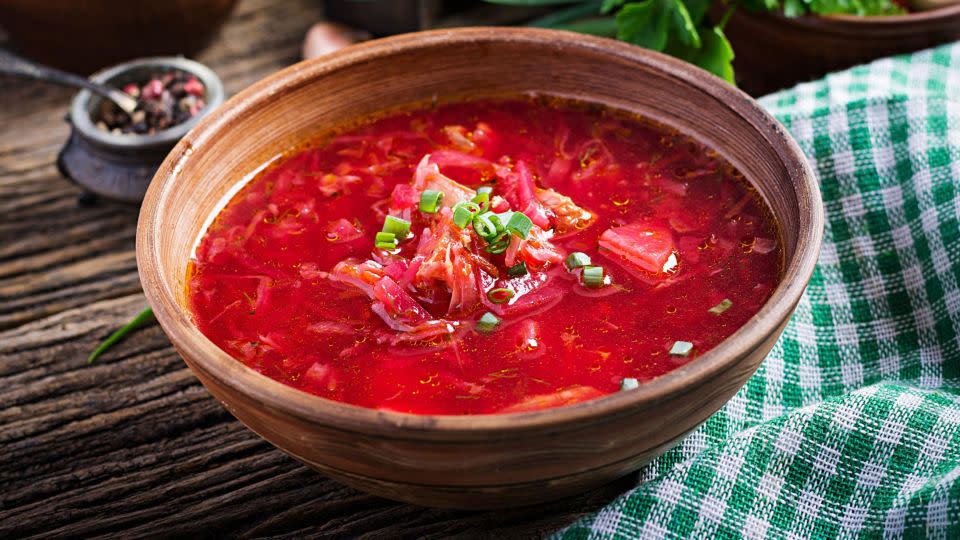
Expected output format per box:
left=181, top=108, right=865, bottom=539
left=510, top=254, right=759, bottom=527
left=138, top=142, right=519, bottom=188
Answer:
left=719, top=5, right=960, bottom=95
left=0, top=0, right=238, bottom=74
left=324, top=0, right=443, bottom=35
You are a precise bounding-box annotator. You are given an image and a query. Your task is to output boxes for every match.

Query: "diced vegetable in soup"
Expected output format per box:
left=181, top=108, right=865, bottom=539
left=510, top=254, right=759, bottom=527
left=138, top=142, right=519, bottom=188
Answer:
left=188, top=98, right=781, bottom=415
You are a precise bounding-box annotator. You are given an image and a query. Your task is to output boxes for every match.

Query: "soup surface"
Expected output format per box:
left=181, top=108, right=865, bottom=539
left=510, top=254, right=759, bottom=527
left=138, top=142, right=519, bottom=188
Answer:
left=189, top=98, right=781, bottom=415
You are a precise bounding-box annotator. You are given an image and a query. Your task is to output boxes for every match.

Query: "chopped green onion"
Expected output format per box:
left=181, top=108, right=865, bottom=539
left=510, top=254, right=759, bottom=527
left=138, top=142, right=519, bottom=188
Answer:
left=487, top=287, right=515, bottom=304
left=708, top=299, right=733, bottom=315
left=483, top=231, right=512, bottom=254
left=88, top=307, right=155, bottom=364
left=476, top=311, right=500, bottom=333
left=582, top=265, right=605, bottom=288
left=382, top=215, right=411, bottom=238
left=494, top=210, right=513, bottom=223
left=419, top=189, right=443, bottom=214
left=669, top=340, right=694, bottom=357
left=452, top=201, right=480, bottom=228
left=485, top=241, right=510, bottom=254
left=375, top=232, right=398, bottom=250
left=473, top=211, right=500, bottom=238
left=375, top=231, right=397, bottom=249
left=507, top=261, right=528, bottom=277
left=565, top=252, right=592, bottom=270
left=472, top=186, right=492, bottom=205
left=505, top=211, right=533, bottom=239
left=620, top=377, right=639, bottom=391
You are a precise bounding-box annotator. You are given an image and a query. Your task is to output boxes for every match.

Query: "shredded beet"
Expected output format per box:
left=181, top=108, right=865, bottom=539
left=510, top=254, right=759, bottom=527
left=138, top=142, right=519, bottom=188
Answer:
left=189, top=98, right=781, bottom=415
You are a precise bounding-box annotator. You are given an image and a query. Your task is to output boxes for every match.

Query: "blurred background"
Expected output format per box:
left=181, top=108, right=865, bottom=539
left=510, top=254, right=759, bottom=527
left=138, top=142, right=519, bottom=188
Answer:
left=2, top=0, right=959, bottom=95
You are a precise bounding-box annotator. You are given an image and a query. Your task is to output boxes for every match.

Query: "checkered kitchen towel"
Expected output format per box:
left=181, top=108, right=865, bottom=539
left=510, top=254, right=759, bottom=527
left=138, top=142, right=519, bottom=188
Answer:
left=555, top=43, right=960, bottom=539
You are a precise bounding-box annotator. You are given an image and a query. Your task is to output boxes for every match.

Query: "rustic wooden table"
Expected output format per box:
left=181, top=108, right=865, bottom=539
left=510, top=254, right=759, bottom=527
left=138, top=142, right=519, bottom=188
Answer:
left=0, top=1, right=631, bottom=537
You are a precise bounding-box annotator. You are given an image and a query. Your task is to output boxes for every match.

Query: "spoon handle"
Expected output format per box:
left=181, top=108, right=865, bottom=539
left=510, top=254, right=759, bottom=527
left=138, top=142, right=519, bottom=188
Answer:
left=0, top=49, right=138, bottom=113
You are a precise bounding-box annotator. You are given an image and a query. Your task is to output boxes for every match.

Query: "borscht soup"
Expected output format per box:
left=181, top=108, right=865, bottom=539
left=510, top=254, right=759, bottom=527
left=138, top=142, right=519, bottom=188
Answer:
left=188, top=97, right=782, bottom=415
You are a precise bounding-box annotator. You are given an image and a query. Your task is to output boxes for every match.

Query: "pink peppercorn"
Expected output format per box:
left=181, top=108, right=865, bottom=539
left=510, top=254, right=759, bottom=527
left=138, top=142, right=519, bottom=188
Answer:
left=183, top=77, right=205, bottom=97
left=122, top=83, right=140, bottom=98
left=142, top=79, right=164, bottom=100
left=95, top=69, right=207, bottom=135
left=189, top=99, right=205, bottom=117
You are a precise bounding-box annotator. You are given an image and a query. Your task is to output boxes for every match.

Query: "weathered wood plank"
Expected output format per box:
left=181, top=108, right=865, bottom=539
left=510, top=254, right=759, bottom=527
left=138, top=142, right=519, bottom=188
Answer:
left=0, top=0, right=625, bottom=536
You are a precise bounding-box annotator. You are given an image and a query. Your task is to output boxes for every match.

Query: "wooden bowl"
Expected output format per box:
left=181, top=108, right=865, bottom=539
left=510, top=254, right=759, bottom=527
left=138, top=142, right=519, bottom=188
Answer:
left=720, top=5, right=960, bottom=94
left=137, top=27, right=824, bottom=508
left=0, top=0, right=237, bottom=73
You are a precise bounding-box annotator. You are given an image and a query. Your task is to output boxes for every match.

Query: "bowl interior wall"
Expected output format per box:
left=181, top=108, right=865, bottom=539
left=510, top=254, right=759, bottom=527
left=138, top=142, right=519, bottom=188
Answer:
left=156, top=37, right=801, bottom=313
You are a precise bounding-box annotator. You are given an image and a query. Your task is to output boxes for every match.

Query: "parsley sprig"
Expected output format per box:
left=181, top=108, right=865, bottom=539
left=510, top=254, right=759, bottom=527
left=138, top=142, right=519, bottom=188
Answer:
left=485, top=0, right=906, bottom=84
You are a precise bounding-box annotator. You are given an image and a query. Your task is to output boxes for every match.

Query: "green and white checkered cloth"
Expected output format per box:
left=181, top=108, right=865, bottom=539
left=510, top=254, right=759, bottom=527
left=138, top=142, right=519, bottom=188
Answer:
left=555, top=43, right=960, bottom=539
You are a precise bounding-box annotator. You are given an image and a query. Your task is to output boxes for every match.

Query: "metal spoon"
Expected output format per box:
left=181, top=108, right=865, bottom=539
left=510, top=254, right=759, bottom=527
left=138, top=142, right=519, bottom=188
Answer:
left=0, top=49, right=138, bottom=114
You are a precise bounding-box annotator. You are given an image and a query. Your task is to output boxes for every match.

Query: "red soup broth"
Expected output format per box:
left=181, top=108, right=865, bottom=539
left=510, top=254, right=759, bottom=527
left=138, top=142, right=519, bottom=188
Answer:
left=188, top=97, right=782, bottom=415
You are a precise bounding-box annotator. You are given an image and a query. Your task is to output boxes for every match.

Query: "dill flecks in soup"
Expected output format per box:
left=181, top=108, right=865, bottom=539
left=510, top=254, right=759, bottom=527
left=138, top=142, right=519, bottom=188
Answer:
left=188, top=98, right=781, bottom=415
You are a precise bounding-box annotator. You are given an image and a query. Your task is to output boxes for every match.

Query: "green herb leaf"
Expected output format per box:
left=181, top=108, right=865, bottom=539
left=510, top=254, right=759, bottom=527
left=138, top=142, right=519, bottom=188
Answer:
left=669, top=0, right=701, bottom=49
left=88, top=307, right=155, bottom=364
left=601, top=0, right=628, bottom=13
left=529, top=0, right=606, bottom=27
left=782, top=0, right=806, bottom=16
left=616, top=0, right=702, bottom=50
left=681, top=0, right=712, bottom=23
left=483, top=0, right=585, bottom=5
left=691, top=26, right=735, bottom=84
left=552, top=17, right=619, bottom=36
left=616, top=0, right=672, bottom=51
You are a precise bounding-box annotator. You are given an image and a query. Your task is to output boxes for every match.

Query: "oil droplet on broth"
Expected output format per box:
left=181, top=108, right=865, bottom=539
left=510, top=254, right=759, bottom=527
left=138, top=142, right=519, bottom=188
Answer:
left=611, top=194, right=630, bottom=207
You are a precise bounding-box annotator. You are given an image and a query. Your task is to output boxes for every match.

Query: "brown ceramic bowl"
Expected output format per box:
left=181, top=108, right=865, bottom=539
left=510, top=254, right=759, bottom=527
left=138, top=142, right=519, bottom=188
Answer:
left=720, top=4, right=960, bottom=94
left=0, top=0, right=237, bottom=73
left=137, top=28, right=824, bottom=509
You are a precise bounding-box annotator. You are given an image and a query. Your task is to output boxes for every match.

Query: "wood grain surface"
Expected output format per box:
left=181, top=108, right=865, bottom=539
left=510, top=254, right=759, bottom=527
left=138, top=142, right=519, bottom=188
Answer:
left=0, top=1, right=629, bottom=537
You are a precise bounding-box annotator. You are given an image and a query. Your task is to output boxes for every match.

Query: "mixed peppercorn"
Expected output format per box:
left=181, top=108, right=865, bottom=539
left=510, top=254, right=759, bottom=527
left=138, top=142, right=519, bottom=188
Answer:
left=95, top=70, right=206, bottom=135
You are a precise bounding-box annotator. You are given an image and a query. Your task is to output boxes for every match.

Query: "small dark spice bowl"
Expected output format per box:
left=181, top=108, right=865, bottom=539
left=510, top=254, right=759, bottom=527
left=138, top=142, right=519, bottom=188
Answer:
left=58, top=57, right=224, bottom=203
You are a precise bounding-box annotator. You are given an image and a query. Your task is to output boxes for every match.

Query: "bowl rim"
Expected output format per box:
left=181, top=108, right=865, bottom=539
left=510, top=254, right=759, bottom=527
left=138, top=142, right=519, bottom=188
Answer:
left=137, top=27, right=824, bottom=438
